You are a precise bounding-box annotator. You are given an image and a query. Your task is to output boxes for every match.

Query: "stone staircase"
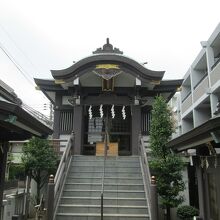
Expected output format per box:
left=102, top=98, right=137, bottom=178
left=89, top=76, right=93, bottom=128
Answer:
left=55, top=155, right=150, bottom=220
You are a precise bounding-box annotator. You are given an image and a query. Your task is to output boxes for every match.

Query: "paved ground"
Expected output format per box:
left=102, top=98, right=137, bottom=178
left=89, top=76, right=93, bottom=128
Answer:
left=4, top=187, right=25, bottom=196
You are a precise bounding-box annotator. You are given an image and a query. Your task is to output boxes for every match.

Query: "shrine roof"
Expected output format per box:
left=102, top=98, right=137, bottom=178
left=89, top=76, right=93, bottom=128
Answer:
left=51, top=39, right=165, bottom=82
left=0, top=81, right=53, bottom=141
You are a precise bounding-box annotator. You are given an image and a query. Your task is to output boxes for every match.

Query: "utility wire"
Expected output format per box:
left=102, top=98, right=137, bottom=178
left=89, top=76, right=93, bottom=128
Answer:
left=22, top=102, right=53, bottom=128
left=0, top=24, right=41, bottom=73
left=0, top=41, right=35, bottom=87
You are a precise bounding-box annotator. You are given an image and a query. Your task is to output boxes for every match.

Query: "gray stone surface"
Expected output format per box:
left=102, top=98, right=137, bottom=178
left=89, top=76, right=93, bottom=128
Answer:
left=55, top=156, right=150, bottom=220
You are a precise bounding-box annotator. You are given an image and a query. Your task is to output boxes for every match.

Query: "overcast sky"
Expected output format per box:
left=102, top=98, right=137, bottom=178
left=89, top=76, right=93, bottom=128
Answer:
left=0, top=0, right=219, bottom=115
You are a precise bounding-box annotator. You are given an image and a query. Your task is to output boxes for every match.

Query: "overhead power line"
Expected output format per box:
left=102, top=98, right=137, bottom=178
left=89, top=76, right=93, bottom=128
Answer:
left=0, top=24, right=41, bottom=73
left=0, top=41, right=35, bottom=87
left=22, top=102, right=53, bottom=128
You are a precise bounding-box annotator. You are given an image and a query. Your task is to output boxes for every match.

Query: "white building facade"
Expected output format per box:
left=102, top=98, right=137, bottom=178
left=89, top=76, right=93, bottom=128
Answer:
left=169, top=23, right=220, bottom=220
left=180, top=23, right=220, bottom=134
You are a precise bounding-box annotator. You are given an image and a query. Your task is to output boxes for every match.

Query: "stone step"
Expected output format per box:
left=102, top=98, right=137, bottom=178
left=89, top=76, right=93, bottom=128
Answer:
left=56, top=213, right=150, bottom=220
left=64, top=183, right=144, bottom=191
left=60, top=196, right=146, bottom=206
left=68, top=171, right=142, bottom=178
left=62, top=189, right=146, bottom=198
left=72, top=158, right=140, bottom=162
left=66, top=177, right=143, bottom=184
left=71, top=161, right=140, bottom=167
left=55, top=155, right=149, bottom=220
left=60, top=196, right=147, bottom=206
left=58, top=204, right=148, bottom=214
left=72, top=156, right=140, bottom=161
left=69, top=166, right=141, bottom=172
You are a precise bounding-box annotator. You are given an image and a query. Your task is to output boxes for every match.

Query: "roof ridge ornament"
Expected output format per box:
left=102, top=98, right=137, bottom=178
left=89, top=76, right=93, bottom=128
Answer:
left=93, top=38, right=123, bottom=54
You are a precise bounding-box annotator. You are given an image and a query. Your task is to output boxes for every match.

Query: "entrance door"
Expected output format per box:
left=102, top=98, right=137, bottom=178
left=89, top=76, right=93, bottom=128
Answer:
left=83, top=105, right=131, bottom=155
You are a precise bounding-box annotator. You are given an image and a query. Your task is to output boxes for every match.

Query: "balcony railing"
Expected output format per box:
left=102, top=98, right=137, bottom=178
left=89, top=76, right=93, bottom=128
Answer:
left=193, top=76, right=209, bottom=102
left=211, top=56, right=220, bottom=70
left=181, top=94, right=192, bottom=114
left=210, top=61, right=220, bottom=87
left=193, top=73, right=208, bottom=90
left=182, top=91, right=191, bottom=103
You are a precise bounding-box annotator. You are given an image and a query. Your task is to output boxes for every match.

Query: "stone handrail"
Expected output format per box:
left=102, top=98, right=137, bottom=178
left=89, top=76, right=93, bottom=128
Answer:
left=101, top=131, right=108, bottom=220
left=54, top=132, right=74, bottom=206
left=139, top=136, right=159, bottom=220
left=46, top=132, right=75, bottom=220
left=139, top=137, right=152, bottom=201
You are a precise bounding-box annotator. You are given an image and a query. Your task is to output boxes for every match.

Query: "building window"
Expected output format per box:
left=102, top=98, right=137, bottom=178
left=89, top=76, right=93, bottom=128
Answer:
left=59, top=111, right=74, bottom=133
left=141, top=108, right=152, bottom=135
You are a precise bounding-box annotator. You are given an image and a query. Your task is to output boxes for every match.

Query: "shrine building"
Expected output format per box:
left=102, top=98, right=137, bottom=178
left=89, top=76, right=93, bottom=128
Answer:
left=35, top=39, right=182, bottom=156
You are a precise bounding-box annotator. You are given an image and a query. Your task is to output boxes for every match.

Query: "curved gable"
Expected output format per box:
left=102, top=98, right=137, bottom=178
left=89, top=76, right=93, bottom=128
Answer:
left=51, top=39, right=165, bottom=83
left=51, top=54, right=165, bottom=82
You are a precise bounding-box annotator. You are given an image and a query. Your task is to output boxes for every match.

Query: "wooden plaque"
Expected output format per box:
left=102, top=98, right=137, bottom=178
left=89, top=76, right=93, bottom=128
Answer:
left=96, top=142, right=118, bottom=156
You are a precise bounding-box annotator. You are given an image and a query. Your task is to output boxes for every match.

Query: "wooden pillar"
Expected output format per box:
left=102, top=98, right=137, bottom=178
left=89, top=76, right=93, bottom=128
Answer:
left=53, top=93, right=62, bottom=139
left=73, top=105, right=83, bottom=155
left=0, top=141, right=9, bottom=218
left=53, top=108, right=61, bottom=139
left=131, top=105, right=141, bottom=155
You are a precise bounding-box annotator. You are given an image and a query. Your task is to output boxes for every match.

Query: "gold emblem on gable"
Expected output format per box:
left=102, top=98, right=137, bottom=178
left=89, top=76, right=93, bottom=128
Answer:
left=150, top=80, right=161, bottom=85
left=95, top=64, right=120, bottom=70
left=55, top=79, right=65, bottom=84
left=93, top=64, right=122, bottom=80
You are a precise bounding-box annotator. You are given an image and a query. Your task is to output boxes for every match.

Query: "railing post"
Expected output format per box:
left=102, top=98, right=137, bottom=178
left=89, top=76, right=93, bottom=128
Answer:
left=150, top=176, right=159, bottom=220
left=101, top=193, right=103, bottom=220
left=70, top=131, right=75, bottom=155
left=1, top=194, right=7, bottom=220
left=46, top=175, right=54, bottom=220
left=24, top=175, right=31, bottom=220
left=100, top=119, right=108, bottom=220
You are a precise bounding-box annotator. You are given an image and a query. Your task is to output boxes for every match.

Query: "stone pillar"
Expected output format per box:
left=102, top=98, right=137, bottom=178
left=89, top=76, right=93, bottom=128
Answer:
left=196, top=163, right=207, bottom=219
left=203, top=170, right=211, bottom=219
left=0, top=141, right=9, bottom=218
left=73, top=105, right=83, bottom=155
left=150, top=176, right=159, bottom=220
left=46, top=175, right=54, bottom=220
left=131, top=105, right=141, bottom=155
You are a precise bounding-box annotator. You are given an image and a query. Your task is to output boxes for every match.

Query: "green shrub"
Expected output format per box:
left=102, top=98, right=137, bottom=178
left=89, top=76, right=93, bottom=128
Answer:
left=9, top=164, right=25, bottom=180
left=177, top=205, right=199, bottom=219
